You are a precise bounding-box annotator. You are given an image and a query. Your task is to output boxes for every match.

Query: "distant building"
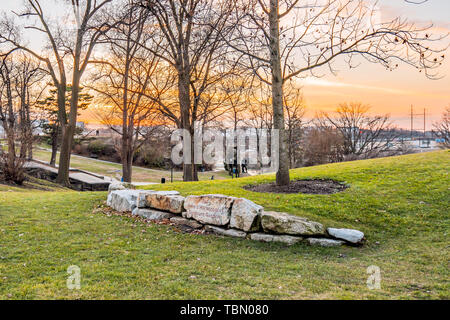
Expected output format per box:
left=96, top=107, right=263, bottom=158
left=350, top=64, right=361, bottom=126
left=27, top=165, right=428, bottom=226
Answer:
left=76, top=121, right=85, bottom=130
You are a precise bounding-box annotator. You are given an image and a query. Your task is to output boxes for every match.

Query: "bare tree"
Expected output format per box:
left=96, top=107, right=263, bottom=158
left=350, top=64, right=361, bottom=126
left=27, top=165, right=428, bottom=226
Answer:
left=137, top=0, right=236, bottom=181
left=220, top=73, right=253, bottom=130
left=283, top=85, right=306, bottom=168
left=90, top=2, right=166, bottom=182
left=302, top=125, right=345, bottom=166
left=433, top=106, right=450, bottom=149
left=13, top=53, right=46, bottom=160
left=0, top=0, right=114, bottom=186
left=317, top=102, right=398, bottom=158
left=229, top=0, right=447, bottom=185
left=0, top=53, right=41, bottom=184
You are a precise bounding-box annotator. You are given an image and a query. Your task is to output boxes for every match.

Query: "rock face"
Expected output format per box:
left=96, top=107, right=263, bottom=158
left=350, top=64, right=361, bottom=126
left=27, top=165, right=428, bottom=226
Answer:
left=306, top=238, right=344, bottom=247
left=229, top=198, right=263, bottom=232
left=105, top=189, right=366, bottom=248
left=205, top=225, right=247, bottom=238
left=108, top=182, right=135, bottom=193
left=143, top=193, right=184, bottom=213
left=249, top=233, right=302, bottom=245
left=137, top=191, right=155, bottom=208
left=261, top=211, right=325, bottom=236
left=132, top=208, right=174, bottom=220
left=184, top=194, right=235, bottom=226
left=107, top=190, right=141, bottom=212
left=327, top=228, right=364, bottom=244
left=137, top=190, right=179, bottom=208
left=170, top=216, right=203, bottom=229
left=108, top=182, right=126, bottom=193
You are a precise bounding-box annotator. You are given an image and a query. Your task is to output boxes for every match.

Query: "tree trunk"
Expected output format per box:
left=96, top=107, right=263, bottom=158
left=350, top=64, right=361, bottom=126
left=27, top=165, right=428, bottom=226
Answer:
left=123, top=155, right=133, bottom=183
left=27, top=138, right=33, bottom=160
left=270, top=0, right=290, bottom=186
left=178, top=70, right=194, bottom=181
left=191, top=131, right=198, bottom=181
left=54, top=82, right=68, bottom=183
left=50, top=126, right=58, bottom=166
left=122, top=134, right=133, bottom=183
left=57, top=75, right=79, bottom=186
left=6, top=129, right=16, bottom=175
left=25, top=99, right=33, bottom=160
left=57, top=124, right=74, bottom=185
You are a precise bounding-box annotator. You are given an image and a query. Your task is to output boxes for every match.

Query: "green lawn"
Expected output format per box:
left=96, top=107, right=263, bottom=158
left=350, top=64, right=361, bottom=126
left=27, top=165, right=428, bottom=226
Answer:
left=0, top=151, right=448, bottom=299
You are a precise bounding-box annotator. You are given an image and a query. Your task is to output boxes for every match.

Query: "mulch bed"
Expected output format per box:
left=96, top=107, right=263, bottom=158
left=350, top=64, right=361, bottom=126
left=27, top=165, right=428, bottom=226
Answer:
left=244, top=179, right=348, bottom=195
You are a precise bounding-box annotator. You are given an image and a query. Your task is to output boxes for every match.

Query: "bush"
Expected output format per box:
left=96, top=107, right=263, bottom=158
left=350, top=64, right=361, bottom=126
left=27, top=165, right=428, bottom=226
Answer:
left=87, top=140, right=116, bottom=157
left=134, top=145, right=166, bottom=168
left=0, top=153, right=26, bottom=185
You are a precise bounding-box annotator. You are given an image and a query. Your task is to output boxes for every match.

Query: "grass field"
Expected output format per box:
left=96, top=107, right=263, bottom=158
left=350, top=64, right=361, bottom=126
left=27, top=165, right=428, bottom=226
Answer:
left=0, top=150, right=448, bottom=299
left=32, top=147, right=230, bottom=183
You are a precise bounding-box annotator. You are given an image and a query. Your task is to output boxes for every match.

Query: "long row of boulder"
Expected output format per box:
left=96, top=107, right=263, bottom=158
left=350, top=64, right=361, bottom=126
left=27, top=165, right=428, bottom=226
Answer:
left=106, top=183, right=364, bottom=247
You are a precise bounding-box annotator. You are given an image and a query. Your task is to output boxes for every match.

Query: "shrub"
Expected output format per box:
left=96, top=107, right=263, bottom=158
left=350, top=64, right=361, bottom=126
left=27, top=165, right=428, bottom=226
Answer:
left=134, top=145, right=165, bottom=168
left=0, top=152, right=26, bottom=185
left=87, top=140, right=116, bottom=157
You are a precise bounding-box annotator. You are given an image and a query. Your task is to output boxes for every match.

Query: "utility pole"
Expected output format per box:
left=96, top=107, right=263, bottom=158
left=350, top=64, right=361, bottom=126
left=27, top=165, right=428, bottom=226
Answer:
left=423, top=108, right=426, bottom=137
left=410, top=106, right=427, bottom=140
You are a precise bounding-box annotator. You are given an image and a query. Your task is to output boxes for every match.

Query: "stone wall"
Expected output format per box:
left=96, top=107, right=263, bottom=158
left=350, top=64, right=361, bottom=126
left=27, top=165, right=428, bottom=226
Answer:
left=106, top=182, right=364, bottom=247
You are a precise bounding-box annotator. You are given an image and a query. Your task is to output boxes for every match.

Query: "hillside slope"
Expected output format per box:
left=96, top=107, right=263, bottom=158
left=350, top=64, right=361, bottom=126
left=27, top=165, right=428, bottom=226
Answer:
left=0, top=151, right=448, bottom=299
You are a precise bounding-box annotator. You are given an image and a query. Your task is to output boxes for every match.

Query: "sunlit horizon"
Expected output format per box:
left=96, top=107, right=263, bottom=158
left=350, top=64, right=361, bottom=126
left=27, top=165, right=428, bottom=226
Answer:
left=2, top=0, right=449, bottom=130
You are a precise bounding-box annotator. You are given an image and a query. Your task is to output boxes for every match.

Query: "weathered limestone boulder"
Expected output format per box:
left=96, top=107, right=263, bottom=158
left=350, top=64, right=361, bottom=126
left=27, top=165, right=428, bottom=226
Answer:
left=137, top=190, right=179, bottom=208
left=261, top=211, right=325, bottom=236
left=143, top=192, right=184, bottom=213
left=184, top=194, right=235, bottom=226
left=306, top=238, right=344, bottom=247
left=229, top=198, right=263, bottom=232
left=107, top=190, right=141, bottom=212
left=132, top=208, right=175, bottom=220
left=250, top=233, right=302, bottom=245
left=170, top=216, right=203, bottom=229
left=108, top=181, right=135, bottom=193
left=205, top=225, right=247, bottom=238
left=327, top=228, right=364, bottom=244
left=137, top=191, right=155, bottom=208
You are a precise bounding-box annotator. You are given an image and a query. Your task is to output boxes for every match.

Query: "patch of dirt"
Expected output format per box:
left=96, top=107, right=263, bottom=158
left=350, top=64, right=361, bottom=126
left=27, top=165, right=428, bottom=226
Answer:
left=244, top=179, right=348, bottom=195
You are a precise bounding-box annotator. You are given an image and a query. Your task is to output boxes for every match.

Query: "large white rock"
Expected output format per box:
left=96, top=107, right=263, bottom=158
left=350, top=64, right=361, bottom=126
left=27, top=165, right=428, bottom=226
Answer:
left=230, top=198, right=263, bottom=232
left=143, top=192, right=184, bottom=213
left=137, top=190, right=179, bottom=208
left=108, top=182, right=135, bottom=193
left=306, top=238, right=345, bottom=247
left=184, top=194, right=235, bottom=226
left=327, top=228, right=364, bottom=244
left=249, top=233, right=302, bottom=245
left=205, top=225, right=247, bottom=238
left=107, top=190, right=142, bottom=212
left=261, top=211, right=325, bottom=236
left=132, top=208, right=174, bottom=220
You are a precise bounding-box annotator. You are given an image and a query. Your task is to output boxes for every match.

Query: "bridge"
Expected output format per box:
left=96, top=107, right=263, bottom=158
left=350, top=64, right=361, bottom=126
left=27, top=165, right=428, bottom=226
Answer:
left=25, top=160, right=112, bottom=191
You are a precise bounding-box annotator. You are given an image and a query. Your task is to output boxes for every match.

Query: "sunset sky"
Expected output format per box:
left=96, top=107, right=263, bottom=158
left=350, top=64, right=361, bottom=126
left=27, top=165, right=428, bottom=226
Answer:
left=1, top=0, right=449, bottom=129
left=300, top=0, right=450, bottom=128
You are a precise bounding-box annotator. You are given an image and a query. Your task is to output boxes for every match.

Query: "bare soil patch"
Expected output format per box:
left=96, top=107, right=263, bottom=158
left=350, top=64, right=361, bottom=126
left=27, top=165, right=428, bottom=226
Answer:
left=244, top=179, right=348, bottom=195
